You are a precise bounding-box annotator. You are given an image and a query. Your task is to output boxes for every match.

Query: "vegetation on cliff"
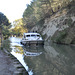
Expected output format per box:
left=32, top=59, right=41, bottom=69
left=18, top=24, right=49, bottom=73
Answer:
left=21, top=0, right=75, bottom=45
left=51, top=4, right=75, bottom=44
left=22, top=0, right=74, bottom=30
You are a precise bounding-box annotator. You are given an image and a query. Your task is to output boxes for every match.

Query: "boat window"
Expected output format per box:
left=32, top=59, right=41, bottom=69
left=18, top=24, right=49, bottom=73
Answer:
left=37, top=35, right=40, bottom=37
left=26, top=35, right=30, bottom=37
left=31, top=35, right=36, bottom=37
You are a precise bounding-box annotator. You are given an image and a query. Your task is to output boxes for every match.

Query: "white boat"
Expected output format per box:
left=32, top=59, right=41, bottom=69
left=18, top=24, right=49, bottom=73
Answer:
left=20, top=32, right=44, bottom=46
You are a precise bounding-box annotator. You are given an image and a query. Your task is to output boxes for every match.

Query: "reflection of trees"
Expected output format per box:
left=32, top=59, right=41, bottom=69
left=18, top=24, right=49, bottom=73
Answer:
left=44, top=43, right=75, bottom=75
left=23, top=49, right=59, bottom=75
left=23, top=44, right=75, bottom=75
left=14, top=46, right=24, bottom=54
left=51, top=43, right=75, bottom=63
left=23, top=46, right=44, bottom=53
left=2, top=39, right=11, bottom=52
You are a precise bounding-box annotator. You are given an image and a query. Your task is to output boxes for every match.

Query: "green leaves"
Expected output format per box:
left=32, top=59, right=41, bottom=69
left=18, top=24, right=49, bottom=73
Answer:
left=22, top=0, right=74, bottom=30
left=0, top=12, right=11, bottom=39
left=12, top=18, right=28, bottom=36
left=0, top=12, right=10, bottom=26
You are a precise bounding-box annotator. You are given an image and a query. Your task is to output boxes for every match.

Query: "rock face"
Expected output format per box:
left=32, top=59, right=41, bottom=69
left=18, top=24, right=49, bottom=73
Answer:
left=52, top=21, right=75, bottom=44
left=31, top=3, right=75, bottom=45
left=51, top=5, right=75, bottom=44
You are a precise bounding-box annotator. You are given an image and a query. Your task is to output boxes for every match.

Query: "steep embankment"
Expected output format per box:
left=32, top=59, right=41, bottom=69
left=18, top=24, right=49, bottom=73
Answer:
left=31, top=2, right=75, bottom=45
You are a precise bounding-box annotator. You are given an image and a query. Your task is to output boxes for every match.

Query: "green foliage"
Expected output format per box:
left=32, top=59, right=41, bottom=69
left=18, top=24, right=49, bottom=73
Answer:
left=42, top=34, right=47, bottom=39
left=2, top=29, right=10, bottom=39
left=55, top=31, right=67, bottom=43
left=2, top=39, right=11, bottom=52
left=23, top=0, right=74, bottom=30
left=64, top=18, right=73, bottom=26
left=67, top=18, right=73, bottom=26
left=12, top=18, right=28, bottom=36
left=71, top=38, right=75, bottom=44
left=0, top=12, right=11, bottom=39
left=0, top=12, right=10, bottom=26
left=13, top=18, right=23, bottom=27
left=36, top=18, right=45, bottom=26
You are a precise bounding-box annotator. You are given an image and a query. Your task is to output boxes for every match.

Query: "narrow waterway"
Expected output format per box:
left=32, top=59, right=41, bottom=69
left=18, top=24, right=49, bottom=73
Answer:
left=4, top=37, right=75, bottom=75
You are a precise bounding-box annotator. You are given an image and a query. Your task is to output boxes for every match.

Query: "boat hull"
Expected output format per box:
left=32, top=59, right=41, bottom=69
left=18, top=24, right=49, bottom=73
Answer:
left=20, top=40, right=44, bottom=46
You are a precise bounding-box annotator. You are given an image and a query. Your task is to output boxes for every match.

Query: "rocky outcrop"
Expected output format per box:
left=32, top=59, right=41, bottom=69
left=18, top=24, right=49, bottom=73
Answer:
left=51, top=6, right=75, bottom=44
left=31, top=3, right=75, bottom=45
left=52, top=21, right=75, bottom=44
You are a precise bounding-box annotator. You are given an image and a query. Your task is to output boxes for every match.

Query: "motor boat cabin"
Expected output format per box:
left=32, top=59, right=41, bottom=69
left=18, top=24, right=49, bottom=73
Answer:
left=20, top=32, right=44, bottom=46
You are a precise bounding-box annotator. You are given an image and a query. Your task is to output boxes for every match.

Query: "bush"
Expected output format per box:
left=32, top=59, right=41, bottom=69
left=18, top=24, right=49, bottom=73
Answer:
left=55, top=31, right=67, bottom=43
left=63, top=18, right=73, bottom=26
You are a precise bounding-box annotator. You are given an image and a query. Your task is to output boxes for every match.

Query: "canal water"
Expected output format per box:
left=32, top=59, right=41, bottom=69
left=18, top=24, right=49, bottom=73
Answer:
left=4, top=37, right=75, bottom=75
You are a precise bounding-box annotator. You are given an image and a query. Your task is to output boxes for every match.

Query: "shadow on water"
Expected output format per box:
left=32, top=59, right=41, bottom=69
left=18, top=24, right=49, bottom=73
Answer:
left=3, top=37, right=75, bottom=75
left=43, top=42, right=75, bottom=75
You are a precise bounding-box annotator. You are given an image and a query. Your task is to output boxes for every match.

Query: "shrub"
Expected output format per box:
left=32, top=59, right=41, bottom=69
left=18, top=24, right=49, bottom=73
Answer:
left=55, top=31, right=67, bottom=43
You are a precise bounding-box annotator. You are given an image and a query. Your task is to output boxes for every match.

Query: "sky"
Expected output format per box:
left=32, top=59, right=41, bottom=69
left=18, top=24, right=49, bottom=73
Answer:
left=0, top=0, right=32, bottom=23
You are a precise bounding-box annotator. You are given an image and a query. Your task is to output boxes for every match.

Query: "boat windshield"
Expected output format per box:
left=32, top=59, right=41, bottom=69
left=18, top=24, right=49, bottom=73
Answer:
left=26, top=34, right=40, bottom=37
left=26, top=35, right=30, bottom=37
left=31, top=35, right=36, bottom=37
left=37, top=35, right=40, bottom=37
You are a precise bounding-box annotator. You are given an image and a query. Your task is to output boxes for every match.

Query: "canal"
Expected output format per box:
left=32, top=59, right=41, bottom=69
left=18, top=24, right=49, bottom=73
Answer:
left=3, top=37, right=75, bottom=75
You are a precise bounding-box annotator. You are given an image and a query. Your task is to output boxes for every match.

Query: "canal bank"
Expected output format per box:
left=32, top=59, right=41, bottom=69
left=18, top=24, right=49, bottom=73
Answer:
left=1, top=37, right=75, bottom=75
left=0, top=48, right=28, bottom=75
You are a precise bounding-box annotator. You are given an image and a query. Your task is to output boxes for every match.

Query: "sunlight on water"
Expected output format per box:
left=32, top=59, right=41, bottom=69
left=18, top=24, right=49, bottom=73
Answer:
left=11, top=50, right=33, bottom=75
left=9, top=37, right=33, bottom=75
left=9, top=37, right=23, bottom=46
left=11, top=50, right=28, bottom=70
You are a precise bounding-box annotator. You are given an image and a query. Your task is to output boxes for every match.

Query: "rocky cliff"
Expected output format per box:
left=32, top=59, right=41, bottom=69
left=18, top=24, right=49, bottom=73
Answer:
left=31, top=2, right=75, bottom=45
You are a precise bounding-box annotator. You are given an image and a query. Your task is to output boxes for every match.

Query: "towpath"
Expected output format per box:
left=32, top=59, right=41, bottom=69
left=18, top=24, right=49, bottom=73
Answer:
left=0, top=49, right=16, bottom=75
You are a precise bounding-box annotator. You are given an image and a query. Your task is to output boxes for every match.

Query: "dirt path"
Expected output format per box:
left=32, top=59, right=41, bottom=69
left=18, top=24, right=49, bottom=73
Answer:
left=0, top=49, right=28, bottom=75
left=0, top=49, right=16, bottom=75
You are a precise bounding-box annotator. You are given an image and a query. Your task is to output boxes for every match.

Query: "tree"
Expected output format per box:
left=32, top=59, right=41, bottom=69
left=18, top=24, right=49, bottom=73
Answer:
left=22, top=0, right=74, bottom=30
left=0, top=12, right=10, bottom=26
left=0, top=12, right=10, bottom=47
left=12, top=18, right=27, bottom=36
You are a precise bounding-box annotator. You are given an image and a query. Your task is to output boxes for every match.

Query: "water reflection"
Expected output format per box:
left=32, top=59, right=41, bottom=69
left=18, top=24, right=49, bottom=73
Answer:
left=9, top=37, right=22, bottom=46
left=23, top=46, right=43, bottom=56
left=43, top=42, right=75, bottom=75
left=7, top=37, right=75, bottom=75
left=9, top=37, right=33, bottom=75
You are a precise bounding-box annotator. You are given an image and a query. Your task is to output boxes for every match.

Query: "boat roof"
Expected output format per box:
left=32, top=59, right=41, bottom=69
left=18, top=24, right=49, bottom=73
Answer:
left=23, top=32, right=40, bottom=35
